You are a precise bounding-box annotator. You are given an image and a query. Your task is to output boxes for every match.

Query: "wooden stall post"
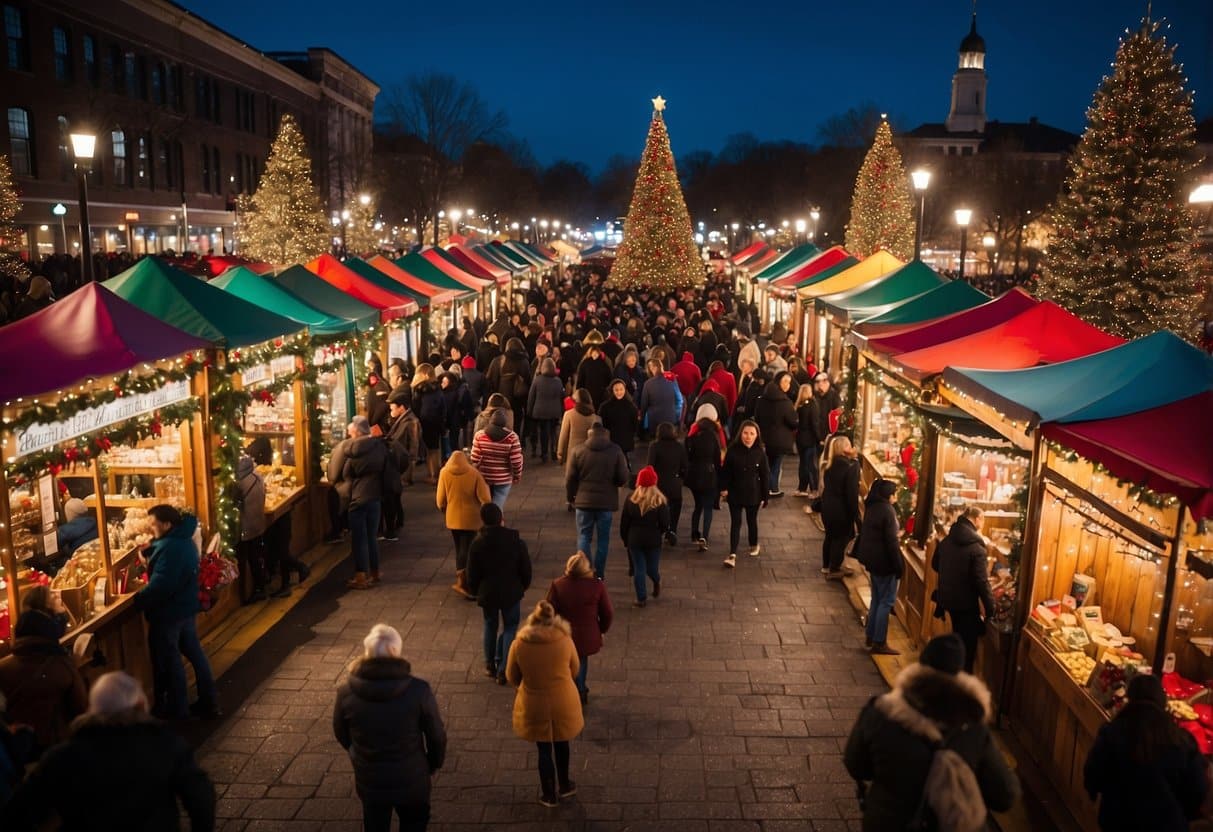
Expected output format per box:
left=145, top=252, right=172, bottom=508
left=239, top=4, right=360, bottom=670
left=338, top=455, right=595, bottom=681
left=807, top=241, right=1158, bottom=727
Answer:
left=1001, top=430, right=1047, bottom=720
left=1154, top=506, right=1189, bottom=674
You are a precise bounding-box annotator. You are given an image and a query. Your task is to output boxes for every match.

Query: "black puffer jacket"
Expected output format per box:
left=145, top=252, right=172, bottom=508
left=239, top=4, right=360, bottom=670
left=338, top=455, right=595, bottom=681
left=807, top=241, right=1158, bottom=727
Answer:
left=796, top=398, right=822, bottom=451
left=820, top=456, right=860, bottom=535
left=619, top=499, right=671, bottom=549
left=328, top=435, right=388, bottom=510
left=814, top=386, right=843, bottom=438
left=333, top=657, right=447, bottom=806
left=932, top=518, right=995, bottom=616
left=719, top=442, right=769, bottom=507
left=684, top=420, right=723, bottom=493
left=466, top=525, right=532, bottom=610
left=844, top=664, right=1019, bottom=832
left=598, top=396, right=640, bottom=453
left=413, top=380, right=447, bottom=433
left=646, top=436, right=688, bottom=499
left=566, top=433, right=629, bottom=511
left=753, top=381, right=797, bottom=455
left=856, top=495, right=903, bottom=578
left=527, top=374, right=566, bottom=421
left=486, top=344, right=533, bottom=403
left=575, top=357, right=615, bottom=407
left=1, top=710, right=215, bottom=831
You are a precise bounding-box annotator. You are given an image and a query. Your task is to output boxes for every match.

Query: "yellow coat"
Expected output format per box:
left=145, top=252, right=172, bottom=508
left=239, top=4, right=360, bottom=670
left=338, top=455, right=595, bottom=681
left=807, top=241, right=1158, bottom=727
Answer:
left=436, top=451, right=491, bottom=531
left=505, top=621, right=584, bottom=743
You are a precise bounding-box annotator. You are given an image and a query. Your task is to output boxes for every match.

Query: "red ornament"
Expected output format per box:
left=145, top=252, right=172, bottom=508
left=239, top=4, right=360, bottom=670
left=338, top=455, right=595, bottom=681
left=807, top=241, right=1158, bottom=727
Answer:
left=150, top=420, right=163, bottom=437
left=899, top=443, right=916, bottom=468
left=906, top=466, right=919, bottom=489
left=905, top=515, right=916, bottom=535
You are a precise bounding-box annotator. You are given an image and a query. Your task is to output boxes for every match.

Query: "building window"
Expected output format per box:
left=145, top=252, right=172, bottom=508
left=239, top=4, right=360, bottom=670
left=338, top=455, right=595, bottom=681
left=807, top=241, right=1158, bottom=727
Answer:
left=57, top=115, right=70, bottom=180
left=200, top=142, right=210, bottom=192
left=212, top=146, right=221, bottom=194
left=165, top=64, right=181, bottom=110
left=111, top=129, right=127, bottom=185
left=158, top=138, right=176, bottom=190
left=82, top=34, right=97, bottom=84
left=7, top=107, right=32, bottom=175
left=151, top=62, right=163, bottom=105
left=134, top=55, right=147, bottom=99
left=109, top=45, right=124, bottom=93
left=53, top=25, right=71, bottom=81
left=4, top=5, right=27, bottom=71
left=124, top=52, right=139, bottom=98
left=136, top=134, right=149, bottom=187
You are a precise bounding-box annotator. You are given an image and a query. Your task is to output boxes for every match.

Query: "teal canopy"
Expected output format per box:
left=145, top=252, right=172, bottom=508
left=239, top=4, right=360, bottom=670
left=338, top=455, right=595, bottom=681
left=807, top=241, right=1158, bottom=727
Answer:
left=474, top=244, right=528, bottom=273
left=942, top=331, right=1213, bottom=428
left=511, top=240, right=557, bottom=265
left=104, top=257, right=303, bottom=348
left=753, top=244, right=821, bottom=281
left=486, top=243, right=532, bottom=270
left=393, top=254, right=479, bottom=296
left=341, top=258, right=431, bottom=309
left=856, top=280, right=990, bottom=328
left=815, top=261, right=948, bottom=323
left=273, top=265, right=381, bottom=332
left=211, top=266, right=358, bottom=336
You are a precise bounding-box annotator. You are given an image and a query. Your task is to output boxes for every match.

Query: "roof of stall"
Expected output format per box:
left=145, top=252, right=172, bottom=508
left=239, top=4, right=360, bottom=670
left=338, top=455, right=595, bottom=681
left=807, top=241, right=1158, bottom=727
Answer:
left=340, top=258, right=434, bottom=309
left=487, top=241, right=534, bottom=270
left=890, top=301, right=1125, bottom=381
left=365, top=256, right=463, bottom=305
left=865, top=288, right=1040, bottom=357
left=786, top=253, right=862, bottom=289
left=0, top=283, right=212, bottom=401
left=941, top=331, right=1213, bottom=428
left=446, top=245, right=512, bottom=281
left=797, top=250, right=904, bottom=298
left=815, top=261, right=950, bottom=324
left=394, top=253, right=482, bottom=296
left=433, top=247, right=499, bottom=282
left=103, top=257, right=303, bottom=348
left=853, top=280, right=990, bottom=335
left=211, top=266, right=358, bottom=336
left=419, top=248, right=495, bottom=289
left=509, top=240, right=558, bottom=266
left=272, top=265, right=381, bottom=332
left=771, top=246, right=852, bottom=289
left=549, top=239, right=580, bottom=260
left=731, top=241, right=766, bottom=264
left=753, top=245, right=822, bottom=281
left=474, top=244, right=530, bottom=273
left=579, top=244, right=614, bottom=259
left=1042, top=390, right=1213, bottom=521
left=306, top=254, right=416, bottom=321
left=737, top=246, right=780, bottom=270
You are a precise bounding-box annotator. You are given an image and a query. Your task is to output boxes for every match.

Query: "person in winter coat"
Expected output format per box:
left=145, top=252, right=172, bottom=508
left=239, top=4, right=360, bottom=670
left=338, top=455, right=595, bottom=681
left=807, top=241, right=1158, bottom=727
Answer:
left=753, top=371, right=797, bottom=497
left=439, top=370, right=474, bottom=453
left=706, top=361, right=738, bottom=416
left=1, top=671, right=216, bottom=831
left=546, top=552, right=613, bottom=704
left=619, top=466, right=671, bottom=607
left=684, top=377, right=729, bottom=432
left=598, top=379, right=640, bottom=463
left=793, top=384, right=822, bottom=497
left=55, top=497, right=98, bottom=561
left=411, top=364, right=447, bottom=483
left=856, top=479, right=903, bottom=655
left=386, top=387, right=421, bottom=489
left=719, top=420, right=770, bottom=569
left=466, top=503, right=532, bottom=685
left=0, top=587, right=87, bottom=751
left=235, top=455, right=273, bottom=602
left=470, top=409, right=524, bottom=509
left=762, top=344, right=788, bottom=377
left=436, top=450, right=491, bottom=600
left=685, top=404, right=725, bottom=551
left=844, top=634, right=1019, bottom=832
left=364, top=371, right=391, bottom=436
left=638, top=359, right=683, bottom=434
left=646, top=421, right=688, bottom=543
left=574, top=344, right=614, bottom=407
left=476, top=331, right=501, bottom=373
left=486, top=336, right=533, bottom=442
left=505, top=600, right=584, bottom=808
left=476, top=392, right=515, bottom=434
left=613, top=346, right=647, bottom=400
left=461, top=354, right=485, bottom=410
left=134, top=505, right=219, bottom=720
left=329, top=417, right=389, bottom=590
left=1084, top=673, right=1209, bottom=832
left=932, top=506, right=996, bottom=674
left=333, top=624, right=447, bottom=832
left=527, top=358, right=566, bottom=462
left=820, top=435, right=861, bottom=579
left=557, top=388, right=599, bottom=472
left=567, top=422, right=629, bottom=579
left=812, top=372, right=843, bottom=441
left=671, top=351, right=703, bottom=400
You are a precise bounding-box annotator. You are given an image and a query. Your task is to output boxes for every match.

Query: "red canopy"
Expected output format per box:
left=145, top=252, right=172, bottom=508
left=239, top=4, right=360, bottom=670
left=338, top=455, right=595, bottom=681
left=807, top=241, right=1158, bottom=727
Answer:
left=365, top=255, right=461, bottom=305
left=866, top=288, right=1040, bottom=357
left=436, top=247, right=499, bottom=283
left=1043, top=391, right=1213, bottom=521
left=891, top=300, right=1124, bottom=381
left=731, top=242, right=766, bottom=264
left=306, top=254, right=416, bottom=322
left=0, top=283, right=211, bottom=401
left=419, top=249, right=493, bottom=290
left=771, top=246, right=851, bottom=288
left=447, top=245, right=510, bottom=282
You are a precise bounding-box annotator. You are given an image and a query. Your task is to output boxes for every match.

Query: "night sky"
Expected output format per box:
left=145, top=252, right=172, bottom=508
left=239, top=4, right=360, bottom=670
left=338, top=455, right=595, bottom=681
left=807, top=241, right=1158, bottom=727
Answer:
left=182, top=0, right=1212, bottom=169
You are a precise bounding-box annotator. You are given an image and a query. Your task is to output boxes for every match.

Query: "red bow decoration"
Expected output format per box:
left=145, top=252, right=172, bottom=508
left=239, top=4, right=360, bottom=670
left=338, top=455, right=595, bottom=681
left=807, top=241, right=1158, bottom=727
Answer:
left=905, top=515, right=916, bottom=535
left=899, top=443, right=916, bottom=468
left=905, top=466, right=919, bottom=489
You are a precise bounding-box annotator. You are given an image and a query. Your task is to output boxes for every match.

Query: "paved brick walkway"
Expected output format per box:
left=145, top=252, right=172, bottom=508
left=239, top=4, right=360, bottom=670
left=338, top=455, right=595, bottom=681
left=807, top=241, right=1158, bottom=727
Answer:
left=197, top=449, right=884, bottom=831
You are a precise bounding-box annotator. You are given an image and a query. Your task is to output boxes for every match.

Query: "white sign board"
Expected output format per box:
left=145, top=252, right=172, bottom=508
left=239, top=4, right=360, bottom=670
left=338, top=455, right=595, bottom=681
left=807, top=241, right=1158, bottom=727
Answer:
left=270, top=356, right=296, bottom=378
left=241, top=364, right=271, bottom=386
left=388, top=329, right=407, bottom=363
left=13, top=380, right=191, bottom=459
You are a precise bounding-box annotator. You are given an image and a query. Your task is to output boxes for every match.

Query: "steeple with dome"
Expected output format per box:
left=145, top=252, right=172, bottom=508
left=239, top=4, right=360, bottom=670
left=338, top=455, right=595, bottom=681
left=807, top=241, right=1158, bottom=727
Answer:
left=946, top=9, right=988, bottom=132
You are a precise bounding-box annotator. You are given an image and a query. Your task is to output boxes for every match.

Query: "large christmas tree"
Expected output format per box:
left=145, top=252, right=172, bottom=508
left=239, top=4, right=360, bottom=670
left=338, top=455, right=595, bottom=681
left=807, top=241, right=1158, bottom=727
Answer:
left=1037, top=19, right=1202, bottom=340
left=844, top=119, right=914, bottom=261
left=0, top=154, right=29, bottom=284
left=607, top=97, right=701, bottom=291
left=239, top=114, right=330, bottom=265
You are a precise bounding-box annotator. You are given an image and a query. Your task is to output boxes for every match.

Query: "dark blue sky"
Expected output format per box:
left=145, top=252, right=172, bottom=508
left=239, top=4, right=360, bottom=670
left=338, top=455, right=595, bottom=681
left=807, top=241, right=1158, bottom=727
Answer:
left=184, top=0, right=1211, bottom=169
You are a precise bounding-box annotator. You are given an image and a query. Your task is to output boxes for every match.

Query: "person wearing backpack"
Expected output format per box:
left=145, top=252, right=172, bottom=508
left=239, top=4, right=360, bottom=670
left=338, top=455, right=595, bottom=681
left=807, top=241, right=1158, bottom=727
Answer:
left=844, top=633, right=1020, bottom=832
left=486, top=337, right=533, bottom=446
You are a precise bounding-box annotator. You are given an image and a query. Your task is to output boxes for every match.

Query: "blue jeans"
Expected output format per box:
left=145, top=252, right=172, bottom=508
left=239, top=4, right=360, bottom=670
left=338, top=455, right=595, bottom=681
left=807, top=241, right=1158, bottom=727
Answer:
left=630, top=545, right=661, bottom=601
left=349, top=501, right=382, bottom=574
left=767, top=452, right=783, bottom=492
left=489, top=482, right=512, bottom=510
left=866, top=574, right=899, bottom=644
left=575, top=509, right=614, bottom=578
left=798, top=445, right=820, bottom=492
left=148, top=615, right=217, bottom=718
left=575, top=654, right=589, bottom=694
left=483, top=602, right=521, bottom=669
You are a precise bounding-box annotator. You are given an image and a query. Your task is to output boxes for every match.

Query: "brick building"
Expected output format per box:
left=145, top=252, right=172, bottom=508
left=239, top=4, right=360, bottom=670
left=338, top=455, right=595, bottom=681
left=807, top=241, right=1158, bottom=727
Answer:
left=1, top=0, right=377, bottom=259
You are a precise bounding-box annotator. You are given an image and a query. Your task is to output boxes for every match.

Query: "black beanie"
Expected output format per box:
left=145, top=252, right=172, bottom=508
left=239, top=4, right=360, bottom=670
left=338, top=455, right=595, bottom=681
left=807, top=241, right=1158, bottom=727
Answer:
left=871, top=479, right=897, bottom=501
left=480, top=502, right=503, bottom=526
left=920, top=633, right=966, bottom=675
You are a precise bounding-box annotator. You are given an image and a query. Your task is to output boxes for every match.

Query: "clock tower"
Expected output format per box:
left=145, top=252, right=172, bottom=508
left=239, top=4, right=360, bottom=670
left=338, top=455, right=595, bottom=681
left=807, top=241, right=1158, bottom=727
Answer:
left=946, top=11, right=988, bottom=133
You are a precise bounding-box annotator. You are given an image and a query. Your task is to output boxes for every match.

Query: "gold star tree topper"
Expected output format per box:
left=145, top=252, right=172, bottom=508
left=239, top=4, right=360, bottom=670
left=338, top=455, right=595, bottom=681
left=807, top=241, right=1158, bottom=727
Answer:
left=652, top=95, right=666, bottom=112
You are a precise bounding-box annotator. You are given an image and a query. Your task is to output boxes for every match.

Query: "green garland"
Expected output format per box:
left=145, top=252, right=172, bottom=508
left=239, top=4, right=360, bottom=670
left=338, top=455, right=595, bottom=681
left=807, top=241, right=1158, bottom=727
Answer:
left=1047, top=440, right=1180, bottom=511
left=3, top=366, right=197, bottom=433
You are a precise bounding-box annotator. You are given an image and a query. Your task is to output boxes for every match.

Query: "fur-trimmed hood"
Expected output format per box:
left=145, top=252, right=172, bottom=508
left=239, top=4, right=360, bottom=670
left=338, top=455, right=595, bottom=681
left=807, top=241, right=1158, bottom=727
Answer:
left=516, top=619, right=572, bottom=644
left=875, top=663, right=992, bottom=742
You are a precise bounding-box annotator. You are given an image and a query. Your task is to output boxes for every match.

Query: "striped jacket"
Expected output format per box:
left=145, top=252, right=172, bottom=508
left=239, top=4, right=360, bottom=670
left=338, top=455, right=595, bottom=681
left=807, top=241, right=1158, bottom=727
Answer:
left=470, top=429, right=524, bottom=485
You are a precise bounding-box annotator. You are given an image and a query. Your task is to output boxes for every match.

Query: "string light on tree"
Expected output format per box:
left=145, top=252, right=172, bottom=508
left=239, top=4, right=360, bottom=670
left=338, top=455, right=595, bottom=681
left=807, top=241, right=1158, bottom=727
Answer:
left=606, top=96, right=702, bottom=292
left=0, top=154, right=29, bottom=285
left=844, top=117, right=915, bottom=261
left=1037, top=17, right=1202, bottom=341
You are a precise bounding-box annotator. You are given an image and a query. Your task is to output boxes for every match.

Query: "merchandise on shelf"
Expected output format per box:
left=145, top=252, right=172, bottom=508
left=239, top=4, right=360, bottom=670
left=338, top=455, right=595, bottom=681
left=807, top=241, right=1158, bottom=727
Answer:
left=258, top=465, right=301, bottom=513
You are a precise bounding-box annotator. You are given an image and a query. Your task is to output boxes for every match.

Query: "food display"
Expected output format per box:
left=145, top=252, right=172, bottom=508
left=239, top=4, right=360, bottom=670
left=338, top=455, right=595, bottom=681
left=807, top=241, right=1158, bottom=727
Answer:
left=259, top=465, right=302, bottom=514
left=1057, top=651, right=1097, bottom=685
left=932, top=440, right=1027, bottom=548
left=860, top=383, right=922, bottom=481
left=7, top=487, right=40, bottom=562
left=245, top=395, right=295, bottom=435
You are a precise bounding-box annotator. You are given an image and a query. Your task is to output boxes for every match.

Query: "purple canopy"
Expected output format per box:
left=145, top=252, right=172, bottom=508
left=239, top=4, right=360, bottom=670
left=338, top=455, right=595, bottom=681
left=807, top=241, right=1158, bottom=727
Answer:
left=0, top=283, right=212, bottom=401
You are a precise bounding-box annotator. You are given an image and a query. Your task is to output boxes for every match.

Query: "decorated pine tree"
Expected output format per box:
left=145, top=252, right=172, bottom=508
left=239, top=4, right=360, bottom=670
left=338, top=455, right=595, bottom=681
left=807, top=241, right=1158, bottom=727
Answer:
left=239, top=114, right=330, bottom=265
left=343, top=193, right=380, bottom=255
left=0, top=154, right=29, bottom=284
left=607, top=97, right=702, bottom=291
left=1037, top=19, right=1202, bottom=340
left=844, top=119, right=914, bottom=261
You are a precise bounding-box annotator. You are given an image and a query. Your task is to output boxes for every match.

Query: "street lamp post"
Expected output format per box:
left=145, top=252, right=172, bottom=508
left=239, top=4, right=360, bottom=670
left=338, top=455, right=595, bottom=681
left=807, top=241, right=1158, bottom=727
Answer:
left=52, top=203, right=68, bottom=254
left=954, top=208, right=972, bottom=282
left=982, top=234, right=997, bottom=276
left=69, top=131, right=97, bottom=282
left=911, top=170, right=931, bottom=261
left=809, top=208, right=820, bottom=242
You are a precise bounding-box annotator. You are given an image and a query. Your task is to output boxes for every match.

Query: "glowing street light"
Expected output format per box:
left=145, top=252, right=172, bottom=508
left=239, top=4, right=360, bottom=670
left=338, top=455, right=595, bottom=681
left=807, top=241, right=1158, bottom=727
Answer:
left=911, top=170, right=931, bottom=260
left=69, top=130, right=97, bottom=281
left=358, top=193, right=371, bottom=206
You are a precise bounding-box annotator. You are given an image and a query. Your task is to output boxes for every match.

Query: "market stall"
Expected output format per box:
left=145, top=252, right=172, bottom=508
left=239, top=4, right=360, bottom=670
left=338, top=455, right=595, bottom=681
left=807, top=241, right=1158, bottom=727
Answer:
left=340, top=257, right=432, bottom=366
left=750, top=244, right=821, bottom=334
left=796, top=250, right=903, bottom=371
left=419, top=247, right=496, bottom=314
left=849, top=279, right=990, bottom=340
left=395, top=252, right=481, bottom=336
left=0, top=284, right=210, bottom=688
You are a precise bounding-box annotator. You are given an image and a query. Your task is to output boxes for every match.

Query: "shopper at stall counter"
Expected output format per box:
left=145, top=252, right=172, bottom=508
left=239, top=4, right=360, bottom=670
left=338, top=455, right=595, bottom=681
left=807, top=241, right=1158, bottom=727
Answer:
left=134, top=504, right=220, bottom=721
left=328, top=416, right=389, bottom=591
left=56, top=498, right=98, bottom=561
left=1, top=671, right=215, bottom=831
left=932, top=506, right=996, bottom=674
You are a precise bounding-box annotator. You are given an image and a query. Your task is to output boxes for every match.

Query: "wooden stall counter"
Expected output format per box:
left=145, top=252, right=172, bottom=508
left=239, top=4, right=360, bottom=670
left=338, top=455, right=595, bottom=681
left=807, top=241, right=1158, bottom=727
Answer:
left=60, top=592, right=152, bottom=690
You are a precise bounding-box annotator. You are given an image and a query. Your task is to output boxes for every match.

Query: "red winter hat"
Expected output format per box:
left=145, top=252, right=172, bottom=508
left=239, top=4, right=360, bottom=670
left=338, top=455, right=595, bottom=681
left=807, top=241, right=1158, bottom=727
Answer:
left=636, top=466, right=658, bottom=488
left=461, top=355, right=477, bottom=369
